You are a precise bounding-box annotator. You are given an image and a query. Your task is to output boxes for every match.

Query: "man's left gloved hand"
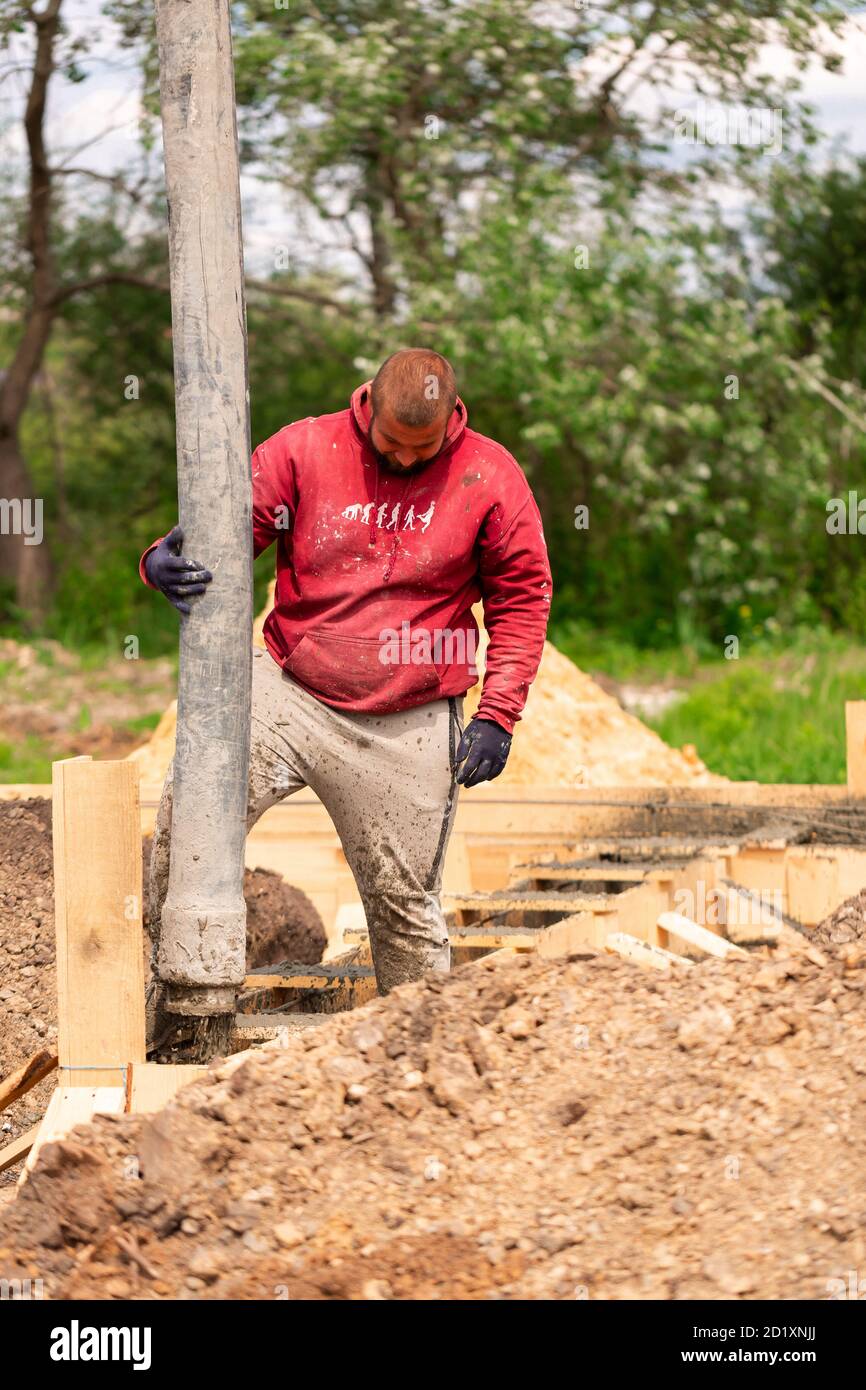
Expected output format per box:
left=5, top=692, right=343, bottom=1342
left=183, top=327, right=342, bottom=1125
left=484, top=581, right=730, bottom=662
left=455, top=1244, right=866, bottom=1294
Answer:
left=454, top=717, right=512, bottom=787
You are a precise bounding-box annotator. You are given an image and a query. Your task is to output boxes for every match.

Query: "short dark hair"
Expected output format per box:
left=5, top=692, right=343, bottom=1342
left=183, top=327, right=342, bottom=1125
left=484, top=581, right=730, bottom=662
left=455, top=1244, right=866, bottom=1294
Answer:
left=370, top=348, right=457, bottom=426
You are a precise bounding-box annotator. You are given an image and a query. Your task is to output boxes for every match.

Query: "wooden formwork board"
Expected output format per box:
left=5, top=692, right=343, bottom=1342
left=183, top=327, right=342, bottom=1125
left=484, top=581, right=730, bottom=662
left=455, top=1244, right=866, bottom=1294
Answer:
left=53, top=757, right=146, bottom=1088
left=0, top=1126, right=40, bottom=1175
left=515, top=861, right=686, bottom=886
left=343, top=923, right=545, bottom=951
left=243, top=961, right=376, bottom=992
left=444, top=890, right=620, bottom=919
left=606, top=933, right=693, bottom=971
left=241, top=944, right=379, bottom=1013
left=22, top=1086, right=126, bottom=1179
left=127, top=1063, right=209, bottom=1114
left=658, top=912, right=749, bottom=959
left=847, top=702, right=866, bottom=797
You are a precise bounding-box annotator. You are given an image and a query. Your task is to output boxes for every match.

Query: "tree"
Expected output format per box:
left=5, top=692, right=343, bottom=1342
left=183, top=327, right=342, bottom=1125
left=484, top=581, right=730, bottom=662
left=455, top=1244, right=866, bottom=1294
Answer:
left=0, top=0, right=166, bottom=621
left=758, top=155, right=866, bottom=382
left=228, top=0, right=850, bottom=313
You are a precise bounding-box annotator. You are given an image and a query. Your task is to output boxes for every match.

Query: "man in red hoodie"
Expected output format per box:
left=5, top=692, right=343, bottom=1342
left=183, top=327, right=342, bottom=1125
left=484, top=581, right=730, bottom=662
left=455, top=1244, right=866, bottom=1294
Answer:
left=141, top=349, right=551, bottom=993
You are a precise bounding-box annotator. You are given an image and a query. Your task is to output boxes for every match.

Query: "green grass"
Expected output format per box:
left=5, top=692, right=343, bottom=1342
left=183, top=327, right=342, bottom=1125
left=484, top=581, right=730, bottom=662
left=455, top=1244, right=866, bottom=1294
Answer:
left=550, top=623, right=866, bottom=783
left=649, top=665, right=848, bottom=782
left=119, top=711, right=163, bottom=736
left=0, top=735, right=58, bottom=784
left=549, top=617, right=709, bottom=682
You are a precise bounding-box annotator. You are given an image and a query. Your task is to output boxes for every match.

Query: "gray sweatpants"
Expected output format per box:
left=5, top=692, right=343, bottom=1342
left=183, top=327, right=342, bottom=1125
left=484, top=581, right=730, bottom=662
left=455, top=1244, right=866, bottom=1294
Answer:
left=148, top=645, right=464, bottom=994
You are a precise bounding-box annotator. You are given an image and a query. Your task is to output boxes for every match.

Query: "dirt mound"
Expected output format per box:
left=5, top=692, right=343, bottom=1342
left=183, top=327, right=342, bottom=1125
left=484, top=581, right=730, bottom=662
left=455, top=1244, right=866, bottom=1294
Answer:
left=813, top=888, right=866, bottom=947
left=129, top=586, right=723, bottom=790
left=244, top=869, right=326, bottom=969
left=2, top=937, right=864, bottom=1299
left=0, top=799, right=59, bottom=1166
left=141, top=837, right=326, bottom=968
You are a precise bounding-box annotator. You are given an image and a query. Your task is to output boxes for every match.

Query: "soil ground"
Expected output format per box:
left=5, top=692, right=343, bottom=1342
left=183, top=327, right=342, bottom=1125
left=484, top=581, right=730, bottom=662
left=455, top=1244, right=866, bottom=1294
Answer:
left=0, top=639, right=175, bottom=775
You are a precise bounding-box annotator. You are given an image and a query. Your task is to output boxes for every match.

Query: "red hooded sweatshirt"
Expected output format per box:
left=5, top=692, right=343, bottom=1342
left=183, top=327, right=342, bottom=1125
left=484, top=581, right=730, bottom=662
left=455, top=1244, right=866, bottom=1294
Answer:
left=140, top=382, right=552, bottom=734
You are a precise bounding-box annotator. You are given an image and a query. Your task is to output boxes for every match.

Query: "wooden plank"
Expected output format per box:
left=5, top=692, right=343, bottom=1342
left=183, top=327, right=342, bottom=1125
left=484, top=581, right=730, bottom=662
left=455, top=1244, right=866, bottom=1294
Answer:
left=847, top=701, right=866, bottom=797
left=597, top=880, right=673, bottom=949
left=517, top=863, right=681, bottom=885
left=657, top=911, right=748, bottom=959
left=785, top=849, right=840, bottom=927
left=52, top=757, right=146, bottom=1088
left=443, top=891, right=618, bottom=915
left=240, top=954, right=379, bottom=1012
left=518, top=839, right=742, bottom=867
left=535, top=912, right=609, bottom=956
left=244, top=973, right=354, bottom=991
left=345, top=925, right=543, bottom=950
left=721, top=881, right=808, bottom=947
left=451, top=932, right=540, bottom=949
left=126, top=1063, right=209, bottom=1114
left=835, top=847, right=866, bottom=901
left=605, top=932, right=692, bottom=971
left=0, top=1049, right=57, bottom=1114
left=7, top=780, right=862, bottom=813
left=22, top=1086, right=126, bottom=1180
left=243, top=963, right=375, bottom=991
left=0, top=1124, right=39, bottom=1175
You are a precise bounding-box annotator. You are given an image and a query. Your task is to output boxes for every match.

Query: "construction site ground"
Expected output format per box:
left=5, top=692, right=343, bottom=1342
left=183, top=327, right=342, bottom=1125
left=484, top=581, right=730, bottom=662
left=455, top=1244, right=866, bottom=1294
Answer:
left=2, top=624, right=866, bottom=1301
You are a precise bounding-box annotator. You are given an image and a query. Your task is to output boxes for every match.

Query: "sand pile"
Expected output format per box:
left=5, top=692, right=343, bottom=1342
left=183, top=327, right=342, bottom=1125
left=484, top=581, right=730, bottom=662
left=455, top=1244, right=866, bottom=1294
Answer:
left=129, top=586, right=721, bottom=788
left=1, top=934, right=863, bottom=1299
left=465, top=616, right=719, bottom=787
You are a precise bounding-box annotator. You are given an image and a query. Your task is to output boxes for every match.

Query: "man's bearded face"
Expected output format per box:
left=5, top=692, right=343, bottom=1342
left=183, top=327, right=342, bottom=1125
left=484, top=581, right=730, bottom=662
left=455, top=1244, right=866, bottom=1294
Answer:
left=369, top=403, right=448, bottom=475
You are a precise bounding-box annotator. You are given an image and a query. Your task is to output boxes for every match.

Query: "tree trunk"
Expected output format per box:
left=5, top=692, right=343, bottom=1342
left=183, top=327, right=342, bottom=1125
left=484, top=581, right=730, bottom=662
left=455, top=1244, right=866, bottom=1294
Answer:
left=0, top=0, right=63, bottom=622
left=154, top=0, right=253, bottom=1018
left=0, top=433, right=53, bottom=620
left=363, top=154, right=398, bottom=315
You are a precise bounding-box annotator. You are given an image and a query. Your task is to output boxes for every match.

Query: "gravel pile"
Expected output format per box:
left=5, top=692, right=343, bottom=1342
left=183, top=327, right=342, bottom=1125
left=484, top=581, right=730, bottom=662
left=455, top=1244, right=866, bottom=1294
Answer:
left=2, top=934, right=864, bottom=1299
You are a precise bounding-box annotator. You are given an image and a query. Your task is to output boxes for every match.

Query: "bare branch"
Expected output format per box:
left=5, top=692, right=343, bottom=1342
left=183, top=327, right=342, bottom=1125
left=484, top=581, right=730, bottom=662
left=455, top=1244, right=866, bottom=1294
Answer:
left=48, top=165, right=148, bottom=202
left=52, top=273, right=356, bottom=321
left=245, top=277, right=354, bottom=317
left=49, top=272, right=169, bottom=305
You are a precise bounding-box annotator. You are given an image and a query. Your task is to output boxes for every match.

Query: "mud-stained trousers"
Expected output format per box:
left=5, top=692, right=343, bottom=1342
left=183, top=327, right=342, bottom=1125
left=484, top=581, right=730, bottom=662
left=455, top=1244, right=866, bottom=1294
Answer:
left=148, top=645, right=464, bottom=997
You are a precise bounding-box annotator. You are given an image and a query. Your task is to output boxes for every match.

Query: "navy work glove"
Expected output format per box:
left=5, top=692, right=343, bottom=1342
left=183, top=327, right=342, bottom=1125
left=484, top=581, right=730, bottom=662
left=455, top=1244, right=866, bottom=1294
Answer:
left=144, top=524, right=213, bottom=615
left=454, top=717, right=512, bottom=787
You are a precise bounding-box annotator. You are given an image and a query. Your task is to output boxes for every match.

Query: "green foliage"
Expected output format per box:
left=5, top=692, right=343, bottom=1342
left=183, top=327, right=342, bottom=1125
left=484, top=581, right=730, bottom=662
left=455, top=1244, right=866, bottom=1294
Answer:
left=407, top=200, right=866, bottom=640
left=758, top=155, right=866, bottom=381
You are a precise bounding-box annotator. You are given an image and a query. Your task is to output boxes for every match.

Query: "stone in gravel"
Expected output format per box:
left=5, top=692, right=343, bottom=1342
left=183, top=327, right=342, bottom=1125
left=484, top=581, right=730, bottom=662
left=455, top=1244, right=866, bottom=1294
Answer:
left=274, top=1221, right=304, bottom=1249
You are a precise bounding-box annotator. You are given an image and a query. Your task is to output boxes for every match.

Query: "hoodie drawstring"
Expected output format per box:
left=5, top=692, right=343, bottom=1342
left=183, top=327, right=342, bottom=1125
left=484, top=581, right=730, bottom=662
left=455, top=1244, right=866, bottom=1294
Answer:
left=369, top=472, right=413, bottom=583
left=368, top=466, right=379, bottom=546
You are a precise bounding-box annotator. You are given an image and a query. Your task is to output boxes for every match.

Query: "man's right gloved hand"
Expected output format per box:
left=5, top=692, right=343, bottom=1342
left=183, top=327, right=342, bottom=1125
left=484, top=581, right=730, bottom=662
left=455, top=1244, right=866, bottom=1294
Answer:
left=144, top=524, right=213, bottom=615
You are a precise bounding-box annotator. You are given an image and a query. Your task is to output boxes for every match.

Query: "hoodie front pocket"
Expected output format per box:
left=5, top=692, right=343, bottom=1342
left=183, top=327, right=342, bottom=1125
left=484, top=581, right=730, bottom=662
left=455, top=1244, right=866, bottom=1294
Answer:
left=286, top=629, right=441, bottom=705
